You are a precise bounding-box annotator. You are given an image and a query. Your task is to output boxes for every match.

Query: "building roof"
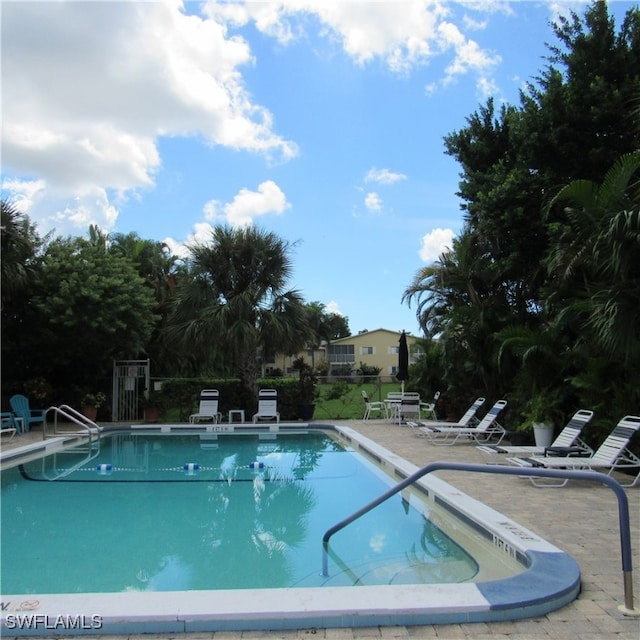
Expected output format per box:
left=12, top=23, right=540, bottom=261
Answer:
left=329, top=328, right=417, bottom=344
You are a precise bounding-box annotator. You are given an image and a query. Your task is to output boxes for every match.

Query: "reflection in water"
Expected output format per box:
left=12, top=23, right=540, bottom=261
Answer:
left=2, top=432, right=478, bottom=593
left=401, top=516, right=479, bottom=583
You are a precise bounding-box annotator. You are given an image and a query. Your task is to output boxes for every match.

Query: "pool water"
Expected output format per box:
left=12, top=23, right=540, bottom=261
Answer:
left=1, top=431, right=480, bottom=594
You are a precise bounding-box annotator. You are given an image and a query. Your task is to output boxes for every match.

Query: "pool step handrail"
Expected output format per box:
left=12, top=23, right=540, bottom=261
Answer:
left=43, top=404, right=101, bottom=446
left=321, top=461, right=638, bottom=617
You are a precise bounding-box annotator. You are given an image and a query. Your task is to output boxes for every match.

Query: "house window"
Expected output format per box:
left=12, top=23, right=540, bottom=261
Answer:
left=360, top=346, right=375, bottom=355
left=388, top=346, right=399, bottom=355
left=327, top=344, right=355, bottom=364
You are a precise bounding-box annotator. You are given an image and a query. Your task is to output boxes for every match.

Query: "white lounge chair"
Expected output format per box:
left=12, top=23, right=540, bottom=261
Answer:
left=361, top=390, right=387, bottom=420
left=416, top=399, right=508, bottom=446
left=189, top=389, right=222, bottom=424
left=408, top=397, right=485, bottom=432
left=505, top=414, right=640, bottom=487
left=253, top=388, right=280, bottom=424
left=477, top=409, right=594, bottom=460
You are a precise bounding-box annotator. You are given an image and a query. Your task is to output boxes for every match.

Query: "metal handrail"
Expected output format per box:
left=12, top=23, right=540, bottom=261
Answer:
left=43, top=404, right=101, bottom=445
left=321, top=461, right=638, bottom=616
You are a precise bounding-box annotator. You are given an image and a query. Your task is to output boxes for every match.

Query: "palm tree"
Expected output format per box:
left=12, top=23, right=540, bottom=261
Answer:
left=545, top=151, right=640, bottom=364
left=402, top=231, right=509, bottom=402
left=302, top=301, right=349, bottom=370
left=166, top=226, right=308, bottom=403
left=0, top=200, right=43, bottom=308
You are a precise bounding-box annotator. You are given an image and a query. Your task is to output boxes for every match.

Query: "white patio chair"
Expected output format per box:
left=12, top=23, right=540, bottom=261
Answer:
left=189, top=389, right=222, bottom=424
left=361, top=390, right=387, bottom=420
left=419, top=391, right=440, bottom=421
left=253, top=388, right=280, bottom=424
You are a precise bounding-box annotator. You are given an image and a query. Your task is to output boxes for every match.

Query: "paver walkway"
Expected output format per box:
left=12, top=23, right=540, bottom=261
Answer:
left=2, top=419, right=639, bottom=639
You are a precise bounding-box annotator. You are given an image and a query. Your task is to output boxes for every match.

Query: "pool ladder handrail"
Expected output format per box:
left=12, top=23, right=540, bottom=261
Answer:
left=321, top=461, right=638, bottom=617
left=43, top=404, right=101, bottom=446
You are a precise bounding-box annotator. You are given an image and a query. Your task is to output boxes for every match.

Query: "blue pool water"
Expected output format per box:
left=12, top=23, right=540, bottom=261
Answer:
left=1, top=430, right=480, bottom=594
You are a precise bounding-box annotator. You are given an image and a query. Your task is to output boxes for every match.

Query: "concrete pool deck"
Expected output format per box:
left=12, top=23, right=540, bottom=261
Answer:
left=1, top=418, right=639, bottom=639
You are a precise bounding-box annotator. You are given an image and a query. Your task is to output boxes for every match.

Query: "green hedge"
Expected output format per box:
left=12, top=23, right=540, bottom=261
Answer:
left=158, top=378, right=309, bottom=421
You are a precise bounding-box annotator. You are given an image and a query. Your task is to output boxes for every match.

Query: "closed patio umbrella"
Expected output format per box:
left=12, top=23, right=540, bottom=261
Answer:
left=396, top=331, right=409, bottom=393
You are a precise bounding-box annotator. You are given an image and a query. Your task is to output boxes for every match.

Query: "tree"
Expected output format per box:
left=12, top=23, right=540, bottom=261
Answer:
left=403, top=232, right=508, bottom=402
left=108, top=231, right=183, bottom=375
left=26, top=236, right=157, bottom=395
left=441, top=2, right=640, bottom=320
left=108, top=231, right=180, bottom=305
left=302, top=301, right=350, bottom=369
left=1, top=201, right=47, bottom=392
left=406, top=1, right=640, bottom=423
left=1, top=200, right=44, bottom=309
left=546, top=151, right=640, bottom=365
left=166, top=226, right=308, bottom=405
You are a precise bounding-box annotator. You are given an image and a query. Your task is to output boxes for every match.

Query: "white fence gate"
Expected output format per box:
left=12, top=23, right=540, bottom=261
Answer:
left=112, top=359, right=150, bottom=422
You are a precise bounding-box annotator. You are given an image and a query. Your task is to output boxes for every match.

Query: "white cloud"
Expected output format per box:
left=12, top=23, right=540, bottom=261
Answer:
left=364, top=192, right=383, bottom=212
left=1, top=178, right=47, bottom=217
left=1, top=0, right=297, bottom=236
left=365, top=167, right=408, bottom=185
left=164, top=221, right=216, bottom=260
left=548, top=2, right=587, bottom=23
left=476, top=75, right=500, bottom=101
left=462, top=15, right=489, bottom=31
left=213, top=1, right=433, bottom=68
left=167, top=180, right=290, bottom=254
left=203, top=180, right=290, bottom=228
left=419, top=228, right=455, bottom=262
left=221, top=0, right=501, bottom=82
left=324, top=300, right=343, bottom=316
left=438, top=21, right=501, bottom=82
left=162, top=235, right=191, bottom=260
left=2, top=177, right=119, bottom=236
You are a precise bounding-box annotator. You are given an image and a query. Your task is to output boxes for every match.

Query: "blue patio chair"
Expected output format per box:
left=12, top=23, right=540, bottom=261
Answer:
left=9, top=394, right=45, bottom=432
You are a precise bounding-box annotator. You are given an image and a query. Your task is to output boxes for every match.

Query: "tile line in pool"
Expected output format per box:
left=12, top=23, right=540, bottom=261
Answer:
left=17, top=465, right=358, bottom=483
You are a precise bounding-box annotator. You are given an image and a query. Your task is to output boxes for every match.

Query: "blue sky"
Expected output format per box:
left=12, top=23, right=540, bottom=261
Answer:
left=2, top=1, right=635, bottom=337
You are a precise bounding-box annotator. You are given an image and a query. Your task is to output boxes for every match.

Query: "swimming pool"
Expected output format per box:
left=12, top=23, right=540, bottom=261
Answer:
left=1, top=423, right=580, bottom=634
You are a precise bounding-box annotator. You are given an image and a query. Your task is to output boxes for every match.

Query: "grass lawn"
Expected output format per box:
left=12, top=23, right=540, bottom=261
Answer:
left=312, top=381, right=405, bottom=420
left=158, top=381, right=408, bottom=422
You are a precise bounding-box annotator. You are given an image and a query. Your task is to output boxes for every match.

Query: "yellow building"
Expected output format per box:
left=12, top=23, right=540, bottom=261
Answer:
left=326, top=328, right=422, bottom=376
left=262, top=328, right=423, bottom=378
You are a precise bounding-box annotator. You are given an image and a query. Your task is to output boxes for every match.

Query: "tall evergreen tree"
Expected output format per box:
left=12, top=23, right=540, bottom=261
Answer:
left=406, top=1, right=640, bottom=423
